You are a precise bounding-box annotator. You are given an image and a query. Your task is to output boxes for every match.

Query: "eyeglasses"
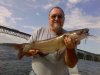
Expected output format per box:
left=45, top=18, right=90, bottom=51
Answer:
left=50, top=14, right=63, bottom=19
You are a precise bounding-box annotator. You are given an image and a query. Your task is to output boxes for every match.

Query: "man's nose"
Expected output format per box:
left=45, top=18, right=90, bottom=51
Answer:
left=55, top=16, right=59, bottom=20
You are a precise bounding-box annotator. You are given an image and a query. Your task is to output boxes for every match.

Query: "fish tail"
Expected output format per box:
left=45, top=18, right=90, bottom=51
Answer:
left=17, top=48, right=24, bottom=59
left=11, top=43, right=25, bottom=59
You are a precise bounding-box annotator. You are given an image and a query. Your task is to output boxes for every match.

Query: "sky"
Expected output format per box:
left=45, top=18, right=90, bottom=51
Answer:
left=0, top=0, right=100, bottom=54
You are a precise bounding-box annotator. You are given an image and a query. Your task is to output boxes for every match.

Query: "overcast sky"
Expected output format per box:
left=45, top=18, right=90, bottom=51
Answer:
left=0, top=0, right=100, bottom=54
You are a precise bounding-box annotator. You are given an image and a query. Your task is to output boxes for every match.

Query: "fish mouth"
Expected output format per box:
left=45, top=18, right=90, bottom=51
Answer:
left=77, top=28, right=89, bottom=36
left=83, top=28, right=89, bottom=36
left=78, top=28, right=90, bottom=39
left=63, top=28, right=90, bottom=40
left=80, top=28, right=89, bottom=34
left=83, top=28, right=89, bottom=34
left=70, top=28, right=90, bottom=40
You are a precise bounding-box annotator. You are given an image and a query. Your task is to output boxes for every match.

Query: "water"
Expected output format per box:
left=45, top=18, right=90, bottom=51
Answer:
left=69, top=59, right=100, bottom=75
left=0, top=33, right=100, bottom=75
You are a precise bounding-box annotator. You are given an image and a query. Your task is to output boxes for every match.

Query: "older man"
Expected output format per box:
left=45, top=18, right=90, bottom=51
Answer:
left=26, top=6, right=79, bottom=75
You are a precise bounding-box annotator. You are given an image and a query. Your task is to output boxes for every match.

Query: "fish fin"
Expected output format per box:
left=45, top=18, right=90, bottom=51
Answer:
left=85, top=36, right=89, bottom=44
left=17, top=48, right=24, bottom=59
left=85, top=39, right=86, bottom=44
left=11, top=43, right=25, bottom=59
left=38, top=52, right=48, bottom=57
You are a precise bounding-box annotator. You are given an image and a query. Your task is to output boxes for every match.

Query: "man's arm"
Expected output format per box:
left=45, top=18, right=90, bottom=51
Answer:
left=64, top=48, right=78, bottom=68
left=64, top=36, right=79, bottom=68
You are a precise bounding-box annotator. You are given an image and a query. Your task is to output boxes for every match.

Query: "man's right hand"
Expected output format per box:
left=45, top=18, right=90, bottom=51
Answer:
left=18, top=49, right=39, bottom=59
left=18, top=47, right=49, bottom=59
left=24, top=49, right=39, bottom=56
left=26, top=49, right=48, bottom=57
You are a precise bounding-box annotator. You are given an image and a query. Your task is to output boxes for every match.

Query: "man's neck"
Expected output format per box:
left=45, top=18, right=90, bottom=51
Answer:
left=50, top=28, right=63, bottom=36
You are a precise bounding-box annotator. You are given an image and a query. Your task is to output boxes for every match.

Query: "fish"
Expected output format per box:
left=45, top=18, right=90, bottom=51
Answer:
left=0, top=28, right=90, bottom=59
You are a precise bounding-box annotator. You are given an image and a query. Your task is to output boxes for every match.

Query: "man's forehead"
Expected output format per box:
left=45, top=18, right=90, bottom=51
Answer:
left=50, top=8, right=63, bottom=15
left=49, top=7, right=64, bottom=16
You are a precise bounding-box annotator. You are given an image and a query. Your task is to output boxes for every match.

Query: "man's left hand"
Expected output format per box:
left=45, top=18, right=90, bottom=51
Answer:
left=64, top=36, right=80, bottom=49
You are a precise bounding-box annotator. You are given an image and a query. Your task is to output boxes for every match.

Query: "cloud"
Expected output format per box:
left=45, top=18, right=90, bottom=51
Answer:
left=0, top=0, right=13, bottom=7
left=0, top=6, right=12, bottom=26
left=68, top=0, right=81, bottom=4
left=64, top=8, right=100, bottom=29
left=21, top=25, right=39, bottom=31
left=41, top=0, right=63, bottom=10
left=27, top=0, right=59, bottom=10
left=95, top=37, right=100, bottom=43
left=0, top=6, right=11, bottom=17
left=66, top=0, right=90, bottom=9
left=66, top=0, right=81, bottom=8
left=32, top=0, right=36, bottom=3
left=89, top=36, right=100, bottom=43
left=36, top=12, right=40, bottom=16
left=10, top=17, right=23, bottom=24
left=0, top=6, right=23, bottom=28
left=43, top=3, right=54, bottom=10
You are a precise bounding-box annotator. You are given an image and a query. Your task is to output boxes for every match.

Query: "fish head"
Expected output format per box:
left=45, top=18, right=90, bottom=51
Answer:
left=65, top=28, right=89, bottom=40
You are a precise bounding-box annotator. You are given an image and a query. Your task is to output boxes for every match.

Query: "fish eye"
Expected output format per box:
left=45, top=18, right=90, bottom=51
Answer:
left=85, top=29, right=89, bottom=33
left=77, top=30, right=83, bottom=35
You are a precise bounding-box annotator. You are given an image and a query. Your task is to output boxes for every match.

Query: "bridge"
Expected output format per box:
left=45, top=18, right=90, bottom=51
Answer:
left=0, top=25, right=30, bottom=40
left=0, top=25, right=100, bottom=62
left=77, top=49, right=100, bottom=62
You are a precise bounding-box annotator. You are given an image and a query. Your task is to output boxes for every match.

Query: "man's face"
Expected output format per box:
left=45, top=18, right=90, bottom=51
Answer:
left=48, top=8, right=65, bottom=32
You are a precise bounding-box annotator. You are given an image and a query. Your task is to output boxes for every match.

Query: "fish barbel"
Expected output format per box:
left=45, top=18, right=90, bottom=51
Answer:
left=0, top=28, right=89, bottom=59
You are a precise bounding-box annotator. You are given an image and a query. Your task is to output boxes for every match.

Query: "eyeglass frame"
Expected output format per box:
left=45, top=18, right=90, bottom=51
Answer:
left=50, top=14, right=64, bottom=19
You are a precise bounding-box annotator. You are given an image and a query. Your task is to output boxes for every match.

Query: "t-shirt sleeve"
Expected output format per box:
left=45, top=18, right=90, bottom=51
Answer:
left=27, top=27, right=42, bottom=43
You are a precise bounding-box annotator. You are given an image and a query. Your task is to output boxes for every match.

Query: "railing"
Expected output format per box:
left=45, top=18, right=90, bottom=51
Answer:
left=0, top=25, right=31, bottom=40
left=77, top=50, right=100, bottom=62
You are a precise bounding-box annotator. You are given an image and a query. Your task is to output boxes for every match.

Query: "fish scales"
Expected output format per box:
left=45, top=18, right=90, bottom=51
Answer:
left=23, top=35, right=66, bottom=53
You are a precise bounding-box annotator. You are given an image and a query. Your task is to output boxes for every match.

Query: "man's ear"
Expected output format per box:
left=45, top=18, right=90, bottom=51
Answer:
left=63, top=16, right=65, bottom=22
left=48, top=15, right=50, bottom=20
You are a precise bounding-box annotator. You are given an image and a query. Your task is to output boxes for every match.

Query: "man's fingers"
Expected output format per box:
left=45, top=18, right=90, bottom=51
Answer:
left=64, top=36, right=75, bottom=44
left=24, top=49, right=39, bottom=56
left=64, top=35, right=80, bottom=45
left=64, top=35, right=81, bottom=49
left=29, top=49, right=39, bottom=53
left=29, top=49, right=39, bottom=55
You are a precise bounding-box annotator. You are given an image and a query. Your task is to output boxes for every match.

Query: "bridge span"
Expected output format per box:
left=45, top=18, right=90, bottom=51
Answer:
left=0, top=25, right=30, bottom=40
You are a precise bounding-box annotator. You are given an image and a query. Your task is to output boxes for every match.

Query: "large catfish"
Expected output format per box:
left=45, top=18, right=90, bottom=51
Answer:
left=0, top=28, right=90, bottom=59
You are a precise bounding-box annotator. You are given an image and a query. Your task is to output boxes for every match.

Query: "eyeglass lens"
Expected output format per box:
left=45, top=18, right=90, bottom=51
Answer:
left=51, top=14, right=63, bottom=19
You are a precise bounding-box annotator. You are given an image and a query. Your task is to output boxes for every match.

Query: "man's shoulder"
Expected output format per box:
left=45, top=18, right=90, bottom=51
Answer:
left=36, top=26, right=49, bottom=31
left=63, top=28, right=67, bottom=33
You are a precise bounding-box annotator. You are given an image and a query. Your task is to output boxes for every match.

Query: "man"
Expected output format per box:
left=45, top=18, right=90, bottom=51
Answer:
left=26, top=6, right=79, bottom=75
